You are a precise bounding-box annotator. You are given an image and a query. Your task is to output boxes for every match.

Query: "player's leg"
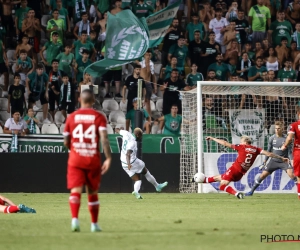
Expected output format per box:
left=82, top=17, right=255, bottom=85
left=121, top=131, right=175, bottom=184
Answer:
left=286, top=169, right=297, bottom=183
left=219, top=167, right=244, bottom=199
left=202, top=174, right=222, bottom=183
left=131, top=173, right=143, bottom=199
left=86, top=187, right=101, bottom=232
left=85, top=168, right=102, bottom=232
left=245, top=171, right=270, bottom=196
left=141, top=167, right=168, bottom=192
left=293, top=154, right=300, bottom=199
left=0, top=204, right=19, bottom=213
left=67, top=166, right=86, bottom=232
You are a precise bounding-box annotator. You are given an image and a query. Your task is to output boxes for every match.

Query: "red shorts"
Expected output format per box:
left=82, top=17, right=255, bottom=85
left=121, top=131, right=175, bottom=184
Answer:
left=67, top=165, right=101, bottom=191
left=293, top=151, right=300, bottom=177
left=221, top=166, right=244, bottom=182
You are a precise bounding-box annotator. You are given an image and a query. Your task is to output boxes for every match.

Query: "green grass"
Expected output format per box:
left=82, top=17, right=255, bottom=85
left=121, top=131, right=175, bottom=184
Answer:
left=0, top=193, right=300, bottom=250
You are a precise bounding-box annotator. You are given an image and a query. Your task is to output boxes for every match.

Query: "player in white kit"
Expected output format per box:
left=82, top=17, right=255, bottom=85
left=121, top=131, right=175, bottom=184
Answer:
left=120, top=128, right=168, bottom=199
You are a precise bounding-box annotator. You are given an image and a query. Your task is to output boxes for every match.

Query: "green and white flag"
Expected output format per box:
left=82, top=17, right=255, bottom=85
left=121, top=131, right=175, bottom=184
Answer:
left=146, top=0, right=181, bottom=48
left=85, top=10, right=149, bottom=77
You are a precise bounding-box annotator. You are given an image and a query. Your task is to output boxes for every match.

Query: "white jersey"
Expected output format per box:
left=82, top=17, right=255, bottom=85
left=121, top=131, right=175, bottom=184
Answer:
left=209, top=17, right=229, bottom=44
left=120, top=130, right=138, bottom=164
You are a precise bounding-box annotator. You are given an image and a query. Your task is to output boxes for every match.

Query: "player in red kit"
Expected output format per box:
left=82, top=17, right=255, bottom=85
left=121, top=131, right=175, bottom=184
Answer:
left=281, top=106, right=300, bottom=199
left=63, top=89, right=112, bottom=232
left=197, top=136, right=289, bottom=199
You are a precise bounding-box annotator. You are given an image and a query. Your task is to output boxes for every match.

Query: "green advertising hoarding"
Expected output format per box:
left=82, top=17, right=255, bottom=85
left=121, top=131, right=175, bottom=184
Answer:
left=0, top=133, right=270, bottom=153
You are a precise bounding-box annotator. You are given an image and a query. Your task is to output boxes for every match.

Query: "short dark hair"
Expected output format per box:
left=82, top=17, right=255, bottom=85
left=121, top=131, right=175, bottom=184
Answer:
left=37, top=64, right=44, bottom=69
left=171, top=69, right=179, bottom=73
left=82, top=49, right=90, bottom=55
left=12, top=110, right=20, bottom=114
left=133, top=64, right=141, bottom=69
left=81, top=30, right=88, bottom=35
left=52, top=32, right=59, bottom=36
left=14, top=73, right=21, bottom=79
left=51, top=59, right=59, bottom=64
left=208, top=69, right=215, bottom=73
left=281, top=37, right=288, bottom=41
left=62, top=74, right=69, bottom=78
left=215, top=8, right=222, bottom=12
left=20, top=49, right=27, bottom=54
left=52, top=9, right=59, bottom=13
left=81, top=11, right=88, bottom=16
left=255, top=56, right=263, bottom=61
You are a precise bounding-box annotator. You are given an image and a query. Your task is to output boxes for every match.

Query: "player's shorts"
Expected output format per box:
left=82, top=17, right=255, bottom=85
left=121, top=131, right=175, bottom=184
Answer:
left=121, top=158, right=145, bottom=177
left=102, top=69, right=122, bottom=82
left=263, top=159, right=293, bottom=174
left=67, top=165, right=101, bottom=191
left=221, top=166, right=244, bottom=182
left=293, top=150, right=300, bottom=177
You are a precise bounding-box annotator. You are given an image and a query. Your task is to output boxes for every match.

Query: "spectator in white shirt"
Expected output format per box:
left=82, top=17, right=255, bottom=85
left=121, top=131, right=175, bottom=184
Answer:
left=209, top=8, right=229, bottom=54
left=3, top=110, right=29, bottom=135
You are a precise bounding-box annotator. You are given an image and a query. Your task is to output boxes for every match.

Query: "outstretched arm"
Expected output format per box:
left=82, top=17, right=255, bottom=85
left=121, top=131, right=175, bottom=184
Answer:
left=100, top=129, right=112, bottom=175
left=206, top=136, right=232, bottom=148
left=261, top=150, right=289, bottom=163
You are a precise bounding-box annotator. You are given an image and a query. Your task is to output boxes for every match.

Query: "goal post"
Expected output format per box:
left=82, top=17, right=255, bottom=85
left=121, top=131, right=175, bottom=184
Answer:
left=180, top=81, right=300, bottom=194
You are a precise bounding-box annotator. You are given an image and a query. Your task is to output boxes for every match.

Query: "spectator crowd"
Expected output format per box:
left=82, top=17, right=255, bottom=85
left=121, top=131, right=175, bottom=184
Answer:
left=0, top=0, right=299, bottom=137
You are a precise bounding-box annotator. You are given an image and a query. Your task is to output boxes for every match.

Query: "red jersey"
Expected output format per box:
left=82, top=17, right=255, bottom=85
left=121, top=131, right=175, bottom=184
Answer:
left=231, top=144, right=262, bottom=174
left=288, top=121, right=300, bottom=150
left=63, top=108, right=107, bottom=169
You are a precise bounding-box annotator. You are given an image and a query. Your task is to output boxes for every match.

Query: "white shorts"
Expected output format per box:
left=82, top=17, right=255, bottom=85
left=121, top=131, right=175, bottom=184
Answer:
left=122, top=158, right=145, bottom=177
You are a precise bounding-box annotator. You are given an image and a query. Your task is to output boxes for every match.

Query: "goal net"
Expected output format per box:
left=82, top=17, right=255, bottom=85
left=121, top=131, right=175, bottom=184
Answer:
left=179, top=81, right=300, bottom=194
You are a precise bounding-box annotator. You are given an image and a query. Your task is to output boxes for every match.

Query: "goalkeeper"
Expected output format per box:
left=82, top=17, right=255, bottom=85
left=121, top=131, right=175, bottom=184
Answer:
left=245, top=121, right=297, bottom=196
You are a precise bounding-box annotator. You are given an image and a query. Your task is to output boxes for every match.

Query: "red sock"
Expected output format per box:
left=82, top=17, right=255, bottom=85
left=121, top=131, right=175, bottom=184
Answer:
left=88, top=194, right=99, bottom=223
left=4, top=206, right=19, bottom=213
left=203, top=177, right=215, bottom=183
left=69, top=193, right=81, bottom=219
left=220, top=184, right=237, bottom=196
left=298, top=183, right=300, bottom=200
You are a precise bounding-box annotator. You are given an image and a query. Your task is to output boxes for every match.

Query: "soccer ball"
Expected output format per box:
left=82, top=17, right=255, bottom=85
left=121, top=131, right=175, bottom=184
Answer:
left=193, top=172, right=205, bottom=183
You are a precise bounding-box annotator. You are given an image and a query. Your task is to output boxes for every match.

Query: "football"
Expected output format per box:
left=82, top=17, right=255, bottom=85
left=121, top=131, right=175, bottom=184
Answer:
left=192, top=172, right=205, bottom=183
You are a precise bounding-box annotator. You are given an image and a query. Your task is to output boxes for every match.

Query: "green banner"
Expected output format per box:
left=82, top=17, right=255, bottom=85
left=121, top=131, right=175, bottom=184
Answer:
left=0, top=134, right=181, bottom=153
left=85, top=10, right=149, bottom=77
left=146, top=0, right=181, bottom=48
left=0, top=133, right=271, bottom=153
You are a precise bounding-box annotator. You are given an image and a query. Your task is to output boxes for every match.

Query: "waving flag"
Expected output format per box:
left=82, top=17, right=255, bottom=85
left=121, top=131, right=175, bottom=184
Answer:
left=85, top=10, right=149, bottom=77
left=146, top=0, right=181, bottom=48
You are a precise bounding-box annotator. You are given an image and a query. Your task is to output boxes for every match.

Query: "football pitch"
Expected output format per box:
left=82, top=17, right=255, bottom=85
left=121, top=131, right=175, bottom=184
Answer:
left=0, top=193, right=299, bottom=250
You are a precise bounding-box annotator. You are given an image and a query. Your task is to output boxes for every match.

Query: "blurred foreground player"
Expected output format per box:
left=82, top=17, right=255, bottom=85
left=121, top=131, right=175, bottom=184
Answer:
left=63, top=89, right=112, bottom=232
left=119, top=128, right=168, bottom=199
left=0, top=194, right=36, bottom=213
left=281, top=106, right=300, bottom=199
left=196, top=136, right=289, bottom=199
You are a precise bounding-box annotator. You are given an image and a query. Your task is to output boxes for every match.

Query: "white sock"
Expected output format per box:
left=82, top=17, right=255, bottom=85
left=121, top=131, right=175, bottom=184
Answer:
left=134, top=180, right=142, bottom=193
left=72, top=218, right=79, bottom=224
left=144, top=171, right=158, bottom=188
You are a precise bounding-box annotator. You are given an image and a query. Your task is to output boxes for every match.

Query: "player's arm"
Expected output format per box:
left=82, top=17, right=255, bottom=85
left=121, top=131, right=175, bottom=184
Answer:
left=0, top=194, right=16, bottom=206
left=261, top=150, right=289, bottom=163
left=126, top=149, right=133, bottom=170
left=205, top=136, right=232, bottom=148
left=281, top=133, right=294, bottom=150
left=264, top=135, right=273, bottom=164
left=100, top=129, right=112, bottom=175
left=64, top=135, right=70, bottom=149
